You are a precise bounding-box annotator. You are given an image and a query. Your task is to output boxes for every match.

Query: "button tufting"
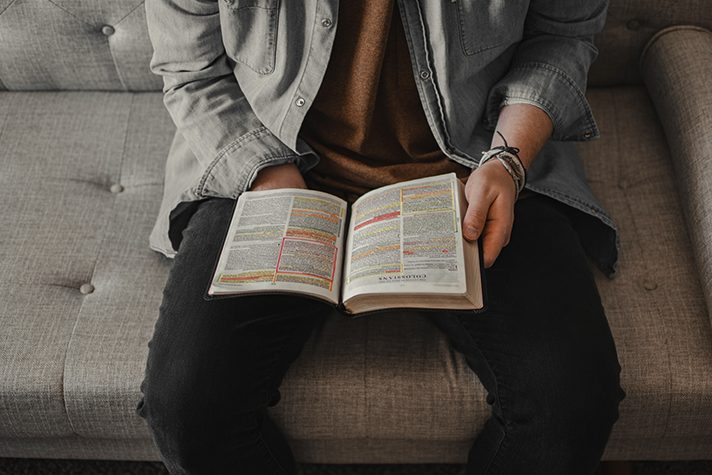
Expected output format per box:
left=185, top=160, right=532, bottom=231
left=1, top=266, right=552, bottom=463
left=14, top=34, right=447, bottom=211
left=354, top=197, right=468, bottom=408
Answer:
left=626, top=19, right=641, bottom=31
left=101, top=25, right=115, bottom=36
left=642, top=279, right=657, bottom=291
left=110, top=183, right=124, bottom=193
left=79, top=283, right=95, bottom=295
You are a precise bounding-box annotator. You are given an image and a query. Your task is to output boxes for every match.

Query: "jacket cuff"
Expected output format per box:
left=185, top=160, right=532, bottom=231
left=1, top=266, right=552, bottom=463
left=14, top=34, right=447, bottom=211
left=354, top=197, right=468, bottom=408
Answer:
left=196, top=126, right=320, bottom=198
left=484, top=61, right=599, bottom=142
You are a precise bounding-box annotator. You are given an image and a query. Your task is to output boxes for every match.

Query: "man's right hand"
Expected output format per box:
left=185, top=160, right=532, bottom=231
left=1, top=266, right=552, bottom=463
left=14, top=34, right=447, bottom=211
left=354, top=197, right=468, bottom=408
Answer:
left=248, top=162, right=307, bottom=191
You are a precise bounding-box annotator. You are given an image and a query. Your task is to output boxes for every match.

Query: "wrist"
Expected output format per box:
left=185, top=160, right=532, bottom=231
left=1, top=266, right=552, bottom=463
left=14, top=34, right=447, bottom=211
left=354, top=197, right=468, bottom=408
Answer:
left=479, top=131, right=527, bottom=199
left=249, top=162, right=306, bottom=191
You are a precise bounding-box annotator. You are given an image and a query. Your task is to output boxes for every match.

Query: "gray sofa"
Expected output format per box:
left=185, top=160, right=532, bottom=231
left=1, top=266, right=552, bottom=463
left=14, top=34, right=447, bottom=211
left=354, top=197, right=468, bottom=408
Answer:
left=2, top=0, right=712, bottom=464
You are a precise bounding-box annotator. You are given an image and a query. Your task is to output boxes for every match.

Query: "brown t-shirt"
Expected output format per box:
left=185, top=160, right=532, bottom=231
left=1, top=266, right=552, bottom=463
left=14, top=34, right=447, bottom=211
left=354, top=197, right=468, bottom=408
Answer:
left=300, top=0, right=472, bottom=204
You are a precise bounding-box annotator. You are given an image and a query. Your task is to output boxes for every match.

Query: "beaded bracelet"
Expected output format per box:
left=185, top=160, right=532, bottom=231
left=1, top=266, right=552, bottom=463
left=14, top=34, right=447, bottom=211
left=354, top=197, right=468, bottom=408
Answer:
left=478, top=131, right=527, bottom=199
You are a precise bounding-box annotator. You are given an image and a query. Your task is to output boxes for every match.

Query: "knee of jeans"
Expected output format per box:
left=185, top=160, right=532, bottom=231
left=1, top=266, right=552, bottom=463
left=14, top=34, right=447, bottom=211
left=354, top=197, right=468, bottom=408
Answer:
left=529, top=367, right=625, bottom=448
left=139, top=348, right=271, bottom=426
left=504, top=344, right=625, bottom=436
left=139, top=368, right=265, bottom=449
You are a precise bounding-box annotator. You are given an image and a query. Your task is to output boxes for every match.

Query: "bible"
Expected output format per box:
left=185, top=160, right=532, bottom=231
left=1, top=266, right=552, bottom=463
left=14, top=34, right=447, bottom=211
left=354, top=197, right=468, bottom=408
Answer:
left=204, top=172, right=487, bottom=317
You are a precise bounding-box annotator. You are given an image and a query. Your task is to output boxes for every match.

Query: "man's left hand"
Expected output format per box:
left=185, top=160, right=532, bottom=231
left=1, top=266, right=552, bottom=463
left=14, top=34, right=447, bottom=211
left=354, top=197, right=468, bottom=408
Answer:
left=462, top=159, right=517, bottom=268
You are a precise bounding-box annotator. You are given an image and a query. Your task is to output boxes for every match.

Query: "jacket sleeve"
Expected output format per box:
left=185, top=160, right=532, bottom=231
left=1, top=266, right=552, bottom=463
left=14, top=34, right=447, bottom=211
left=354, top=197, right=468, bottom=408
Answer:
left=483, top=0, right=609, bottom=141
left=144, top=0, right=308, bottom=195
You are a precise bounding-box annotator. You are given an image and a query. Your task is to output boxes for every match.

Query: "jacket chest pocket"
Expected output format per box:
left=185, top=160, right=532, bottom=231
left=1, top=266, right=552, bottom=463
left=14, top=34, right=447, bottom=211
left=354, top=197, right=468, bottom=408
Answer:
left=219, top=0, right=281, bottom=74
left=451, top=0, right=528, bottom=56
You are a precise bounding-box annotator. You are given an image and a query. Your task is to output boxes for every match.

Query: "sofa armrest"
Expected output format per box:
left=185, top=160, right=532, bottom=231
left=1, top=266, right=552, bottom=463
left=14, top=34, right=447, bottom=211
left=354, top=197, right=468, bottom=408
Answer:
left=641, top=25, right=712, bottom=320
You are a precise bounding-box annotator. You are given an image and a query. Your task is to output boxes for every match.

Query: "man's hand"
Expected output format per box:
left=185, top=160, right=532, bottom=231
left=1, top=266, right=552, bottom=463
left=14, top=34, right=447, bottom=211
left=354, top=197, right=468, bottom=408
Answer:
left=249, top=162, right=307, bottom=191
left=464, top=102, right=553, bottom=267
left=462, top=158, right=517, bottom=268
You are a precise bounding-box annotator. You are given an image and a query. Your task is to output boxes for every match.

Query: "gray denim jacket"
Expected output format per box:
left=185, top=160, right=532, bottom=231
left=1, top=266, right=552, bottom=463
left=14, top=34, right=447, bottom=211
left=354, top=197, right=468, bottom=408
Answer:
left=145, top=0, right=619, bottom=278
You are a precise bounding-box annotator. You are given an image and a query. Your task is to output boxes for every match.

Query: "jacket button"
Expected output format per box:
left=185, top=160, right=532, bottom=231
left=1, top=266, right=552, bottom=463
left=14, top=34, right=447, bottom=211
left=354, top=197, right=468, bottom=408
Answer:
left=419, top=70, right=431, bottom=80
left=79, top=283, right=95, bottom=295
left=110, top=183, right=124, bottom=193
left=295, top=97, right=306, bottom=107
left=321, top=18, right=333, bottom=28
left=101, top=25, right=115, bottom=36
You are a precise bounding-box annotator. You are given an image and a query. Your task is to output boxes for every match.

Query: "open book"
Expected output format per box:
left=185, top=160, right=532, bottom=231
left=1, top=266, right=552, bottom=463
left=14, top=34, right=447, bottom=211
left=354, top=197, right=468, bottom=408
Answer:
left=204, top=173, right=487, bottom=317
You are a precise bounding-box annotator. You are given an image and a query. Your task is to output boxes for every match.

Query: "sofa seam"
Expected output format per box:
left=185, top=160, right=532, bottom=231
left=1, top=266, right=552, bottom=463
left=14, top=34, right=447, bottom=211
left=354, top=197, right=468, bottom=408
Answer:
left=45, top=0, right=93, bottom=27
left=114, top=0, right=145, bottom=26
left=59, top=94, right=134, bottom=437
left=364, top=318, right=369, bottom=440
left=0, top=92, right=9, bottom=144
left=611, top=89, right=674, bottom=439
left=106, top=37, right=128, bottom=92
left=640, top=25, right=712, bottom=69
left=0, top=0, right=17, bottom=18
left=106, top=2, right=148, bottom=92
left=117, top=95, right=133, bottom=193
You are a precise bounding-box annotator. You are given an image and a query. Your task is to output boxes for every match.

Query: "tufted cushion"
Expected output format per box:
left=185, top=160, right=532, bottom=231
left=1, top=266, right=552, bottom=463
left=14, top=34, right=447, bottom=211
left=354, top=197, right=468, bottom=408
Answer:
left=1, top=0, right=711, bottom=91
left=1, top=86, right=712, bottom=461
left=0, top=92, right=174, bottom=438
left=580, top=87, right=712, bottom=456
left=0, top=0, right=160, bottom=91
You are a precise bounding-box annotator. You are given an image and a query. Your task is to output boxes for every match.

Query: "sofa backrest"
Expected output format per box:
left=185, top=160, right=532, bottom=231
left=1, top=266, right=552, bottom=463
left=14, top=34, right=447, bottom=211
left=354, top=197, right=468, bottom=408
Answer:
left=0, top=0, right=709, bottom=91
left=590, top=1, right=712, bottom=85
left=0, top=0, right=159, bottom=91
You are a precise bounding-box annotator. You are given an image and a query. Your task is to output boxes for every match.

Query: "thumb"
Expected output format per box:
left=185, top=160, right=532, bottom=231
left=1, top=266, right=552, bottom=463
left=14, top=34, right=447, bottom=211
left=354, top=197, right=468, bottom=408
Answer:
left=463, top=195, right=488, bottom=241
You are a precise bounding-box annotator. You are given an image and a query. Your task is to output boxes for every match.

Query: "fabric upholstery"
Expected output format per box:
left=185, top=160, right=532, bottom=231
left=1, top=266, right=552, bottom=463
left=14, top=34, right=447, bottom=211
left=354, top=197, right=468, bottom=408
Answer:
left=641, top=26, right=712, bottom=328
left=2, top=0, right=712, bottom=464
left=0, top=0, right=160, bottom=91
left=0, top=0, right=711, bottom=92
left=580, top=87, right=712, bottom=447
left=1, top=86, right=712, bottom=461
left=0, top=92, right=173, bottom=439
left=3, top=435, right=712, bottom=463
left=588, top=2, right=712, bottom=85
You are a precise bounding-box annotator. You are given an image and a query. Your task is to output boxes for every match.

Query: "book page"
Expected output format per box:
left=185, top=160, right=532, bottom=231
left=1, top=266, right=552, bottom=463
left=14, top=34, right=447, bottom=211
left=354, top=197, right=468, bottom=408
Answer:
left=342, top=173, right=467, bottom=301
left=207, top=188, right=348, bottom=304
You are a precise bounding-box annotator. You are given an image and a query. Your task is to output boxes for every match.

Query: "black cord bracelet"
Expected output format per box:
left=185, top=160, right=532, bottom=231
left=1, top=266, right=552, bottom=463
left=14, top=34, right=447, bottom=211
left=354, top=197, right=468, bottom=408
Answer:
left=492, top=131, right=527, bottom=184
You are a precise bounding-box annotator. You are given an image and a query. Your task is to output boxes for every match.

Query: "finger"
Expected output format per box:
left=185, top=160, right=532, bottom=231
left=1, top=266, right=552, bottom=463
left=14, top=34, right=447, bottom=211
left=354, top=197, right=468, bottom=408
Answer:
left=462, top=186, right=490, bottom=241
left=481, top=195, right=514, bottom=267
left=495, top=193, right=514, bottom=248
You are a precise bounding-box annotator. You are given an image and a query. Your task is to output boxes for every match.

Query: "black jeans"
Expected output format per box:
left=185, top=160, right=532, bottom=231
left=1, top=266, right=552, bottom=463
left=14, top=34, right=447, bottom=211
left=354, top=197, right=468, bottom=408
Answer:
left=135, top=193, right=626, bottom=474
